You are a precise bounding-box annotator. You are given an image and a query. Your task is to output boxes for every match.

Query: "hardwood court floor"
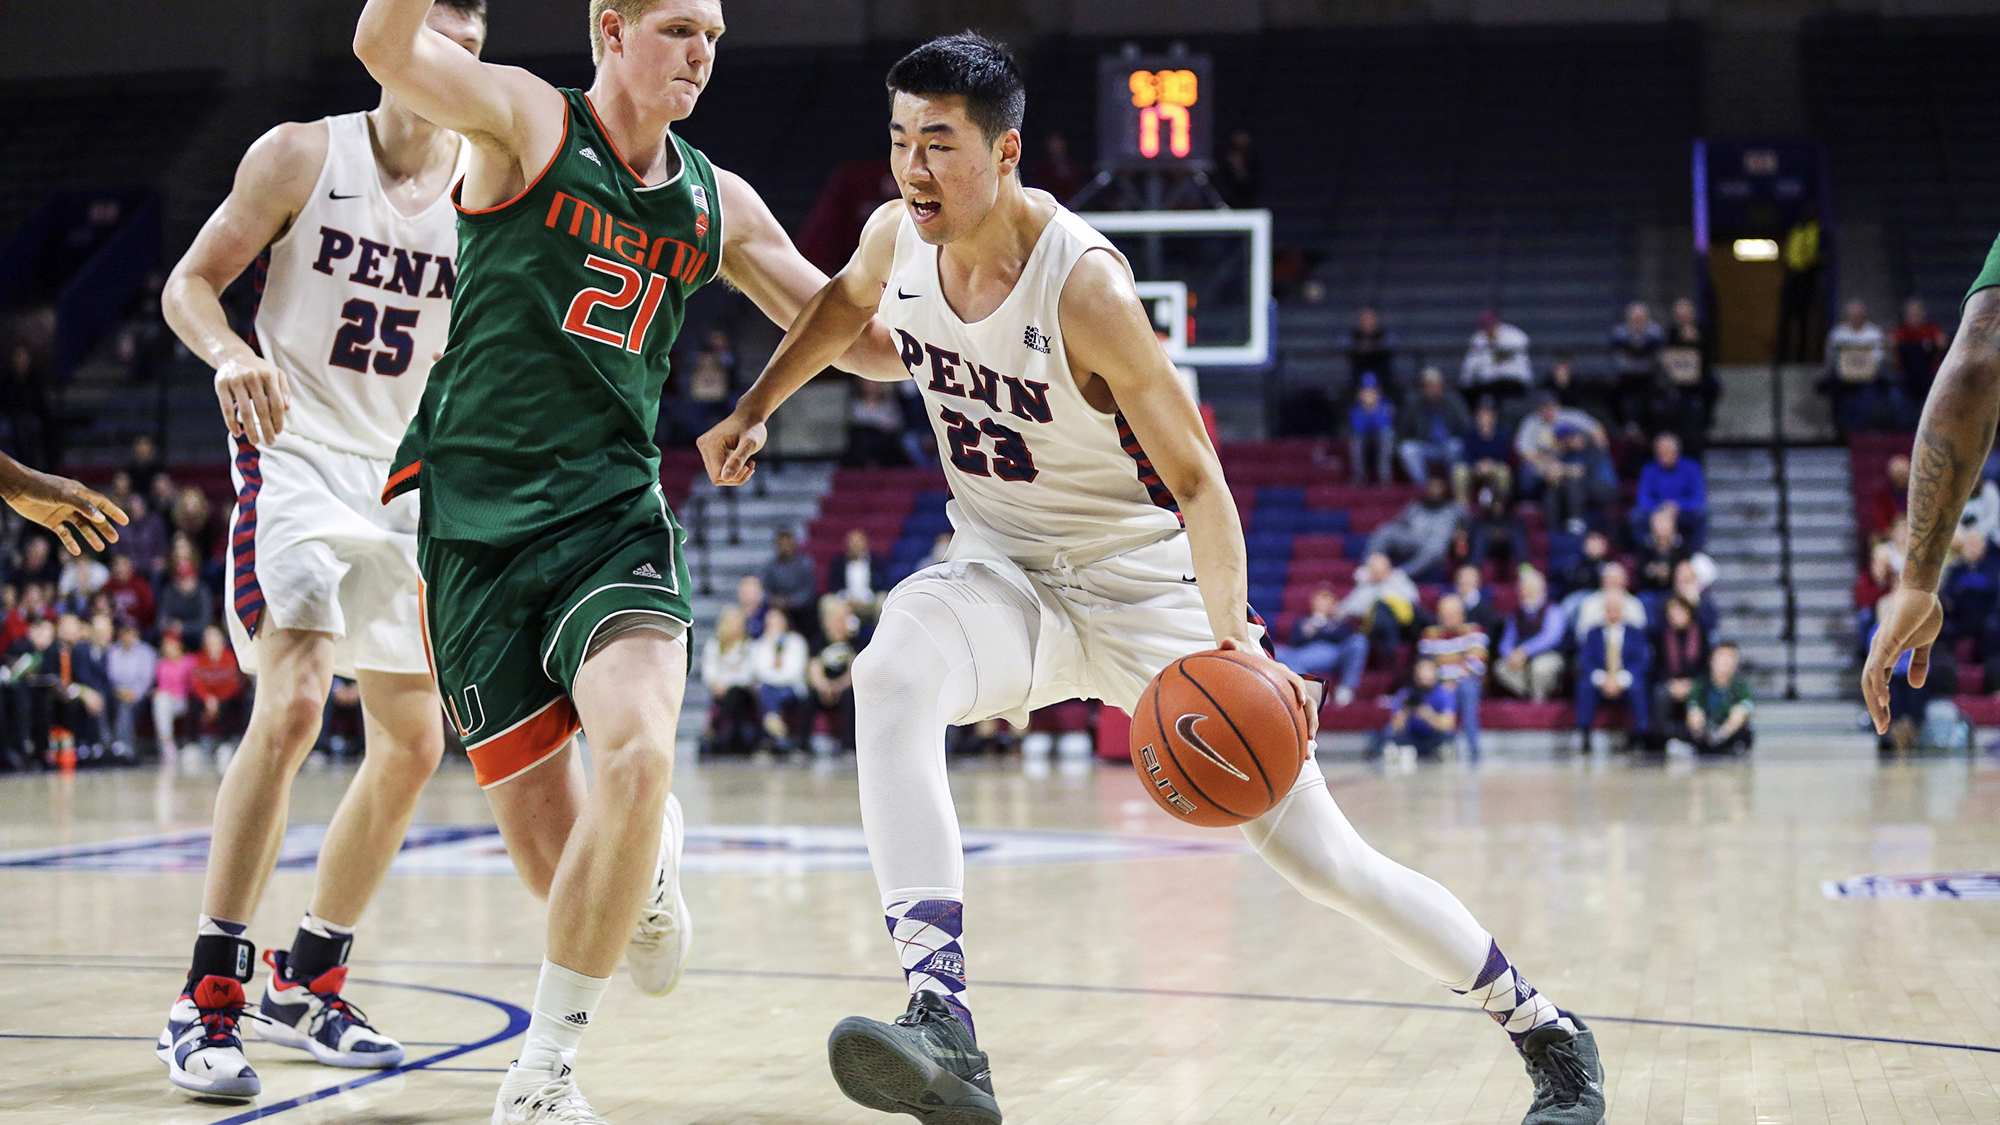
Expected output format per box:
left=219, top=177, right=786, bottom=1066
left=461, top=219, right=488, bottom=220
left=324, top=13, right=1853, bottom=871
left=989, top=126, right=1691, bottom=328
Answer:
left=3, top=744, right=1999, bottom=1124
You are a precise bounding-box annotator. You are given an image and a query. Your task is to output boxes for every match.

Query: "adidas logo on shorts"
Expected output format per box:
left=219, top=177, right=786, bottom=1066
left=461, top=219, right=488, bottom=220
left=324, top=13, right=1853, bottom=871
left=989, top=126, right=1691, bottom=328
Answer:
left=631, top=563, right=663, bottom=579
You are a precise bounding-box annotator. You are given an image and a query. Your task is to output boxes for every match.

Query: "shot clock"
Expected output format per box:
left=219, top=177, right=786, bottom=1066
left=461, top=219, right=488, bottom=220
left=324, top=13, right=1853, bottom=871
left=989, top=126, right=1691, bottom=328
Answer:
left=1096, top=53, right=1214, bottom=171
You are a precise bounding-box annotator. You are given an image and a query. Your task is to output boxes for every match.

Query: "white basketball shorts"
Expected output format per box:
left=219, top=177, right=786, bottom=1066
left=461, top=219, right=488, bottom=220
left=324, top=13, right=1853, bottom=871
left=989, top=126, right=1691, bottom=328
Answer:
left=225, top=430, right=426, bottom=679
left=882, top=526, right=1269, bottom=726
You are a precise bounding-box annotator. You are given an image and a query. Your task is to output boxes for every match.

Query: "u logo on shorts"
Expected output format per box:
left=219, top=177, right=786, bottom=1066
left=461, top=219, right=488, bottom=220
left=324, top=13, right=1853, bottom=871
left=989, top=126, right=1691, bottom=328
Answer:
left=445, top=685, right=487, bottom=739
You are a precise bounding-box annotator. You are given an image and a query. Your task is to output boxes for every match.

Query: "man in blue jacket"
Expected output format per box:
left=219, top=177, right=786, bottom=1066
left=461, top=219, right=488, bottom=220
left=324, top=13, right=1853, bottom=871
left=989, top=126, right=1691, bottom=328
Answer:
left=1576, top=595, right=1651, bottom=750
left=1631, top=432, right=1707, bottom=549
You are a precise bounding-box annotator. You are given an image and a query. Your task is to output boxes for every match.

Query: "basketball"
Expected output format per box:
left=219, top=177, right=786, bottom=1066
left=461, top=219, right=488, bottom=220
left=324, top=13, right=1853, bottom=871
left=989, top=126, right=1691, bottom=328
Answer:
left=1130, top=649, right=1310, bottom=827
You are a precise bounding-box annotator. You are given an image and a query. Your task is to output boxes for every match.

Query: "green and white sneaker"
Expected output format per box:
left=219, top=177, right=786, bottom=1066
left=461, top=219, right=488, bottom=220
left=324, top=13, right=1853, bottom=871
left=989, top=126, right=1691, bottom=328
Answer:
left=1517, top=1014, right=1606, bottom=1125
left=828, top=991, right=1000, bottom=1125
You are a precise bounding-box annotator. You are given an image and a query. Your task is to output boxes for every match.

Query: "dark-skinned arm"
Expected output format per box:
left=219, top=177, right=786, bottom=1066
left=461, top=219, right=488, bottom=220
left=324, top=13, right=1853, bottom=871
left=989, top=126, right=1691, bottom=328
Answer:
left=1862, top=288, right=2000, bottom=732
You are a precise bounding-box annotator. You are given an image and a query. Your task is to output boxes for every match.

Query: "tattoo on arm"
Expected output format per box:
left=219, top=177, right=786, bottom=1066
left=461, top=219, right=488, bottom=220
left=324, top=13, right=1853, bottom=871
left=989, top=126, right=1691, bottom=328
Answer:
left=1904, top=293, right=2000, bottom=591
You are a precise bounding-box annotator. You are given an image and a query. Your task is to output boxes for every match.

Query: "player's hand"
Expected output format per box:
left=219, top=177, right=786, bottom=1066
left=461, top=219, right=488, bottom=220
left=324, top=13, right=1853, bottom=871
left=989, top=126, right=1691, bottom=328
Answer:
left=1219, top=636, right=1321, bottom=739
left=698, top=411, right=767, bottom=487
left=214, top=354, right=292, bottom=446
left=1862, top=586, right=1944, bottom=734
left=3, top=469, right=128, bottom=555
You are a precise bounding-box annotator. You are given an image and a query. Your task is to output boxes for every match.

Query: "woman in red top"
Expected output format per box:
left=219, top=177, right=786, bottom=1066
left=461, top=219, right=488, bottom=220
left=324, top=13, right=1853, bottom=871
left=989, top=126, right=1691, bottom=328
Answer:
left=189, top=623, right=244, bottom=746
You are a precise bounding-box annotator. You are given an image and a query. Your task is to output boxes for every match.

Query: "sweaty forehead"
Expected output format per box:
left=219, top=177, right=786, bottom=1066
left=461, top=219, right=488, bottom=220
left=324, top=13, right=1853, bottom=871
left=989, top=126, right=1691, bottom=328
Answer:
left=645, top=0, right=726, bottom=33
left=890, top=91, right=974, bottom=132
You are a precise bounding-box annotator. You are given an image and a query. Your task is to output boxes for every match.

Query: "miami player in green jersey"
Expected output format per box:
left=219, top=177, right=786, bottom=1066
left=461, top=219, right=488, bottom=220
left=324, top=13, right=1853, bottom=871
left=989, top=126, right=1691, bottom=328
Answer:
left=354, top=1, right=901, bottom=1121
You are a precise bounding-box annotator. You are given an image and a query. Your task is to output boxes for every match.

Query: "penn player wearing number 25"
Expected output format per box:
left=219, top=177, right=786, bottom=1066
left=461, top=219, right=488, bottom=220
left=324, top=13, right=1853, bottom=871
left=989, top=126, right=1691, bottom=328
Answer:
left=354, top=0, right=902, bottom=1121
left=702, top=35, right=1606, bottom=1125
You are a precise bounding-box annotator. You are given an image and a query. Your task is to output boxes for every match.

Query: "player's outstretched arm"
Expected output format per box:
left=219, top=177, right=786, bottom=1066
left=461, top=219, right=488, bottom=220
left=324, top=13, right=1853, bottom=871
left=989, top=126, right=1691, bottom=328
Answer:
left=713, top=170, right=905, bottom=383
left=1059, top=251, right=1318, bottom=733
left=1863, top=286, right=2000, bottom=733
left=0, top=454, right=127, bottom=556
left=699, top=199, right=902, bottom=486
left=353, top=0, right=562, bottom=190
left=163, top=121, right=326, bottom=446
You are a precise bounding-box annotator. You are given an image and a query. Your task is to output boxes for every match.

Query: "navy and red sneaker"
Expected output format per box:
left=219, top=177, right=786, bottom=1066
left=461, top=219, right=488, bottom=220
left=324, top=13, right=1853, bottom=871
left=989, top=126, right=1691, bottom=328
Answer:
left=157, top=974, right=261, bottom=1098
left=255, top=948, right=404, bottom=1068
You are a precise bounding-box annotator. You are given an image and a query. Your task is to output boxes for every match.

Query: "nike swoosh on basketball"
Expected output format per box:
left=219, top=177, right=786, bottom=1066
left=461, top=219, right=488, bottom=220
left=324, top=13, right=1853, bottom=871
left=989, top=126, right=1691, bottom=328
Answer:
left=897, top=288, right=920, bottom=299
left=327, top=189, right=360, bottom=200
left=1175, top=713, right=1249, bottom=780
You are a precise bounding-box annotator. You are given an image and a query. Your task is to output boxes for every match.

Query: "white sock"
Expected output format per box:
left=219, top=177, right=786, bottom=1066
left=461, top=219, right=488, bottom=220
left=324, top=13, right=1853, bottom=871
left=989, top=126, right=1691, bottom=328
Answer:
left=517, top=959, right=609, bottom=1074
left=300, top=911, right=354, bottom=940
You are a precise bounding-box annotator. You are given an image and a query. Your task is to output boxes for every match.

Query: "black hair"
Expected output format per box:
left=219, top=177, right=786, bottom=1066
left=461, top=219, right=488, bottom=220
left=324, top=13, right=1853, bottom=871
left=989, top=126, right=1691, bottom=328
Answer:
left=434, top=0, right=488, bottom=19
left=885, top=32, right=1025, bottom=146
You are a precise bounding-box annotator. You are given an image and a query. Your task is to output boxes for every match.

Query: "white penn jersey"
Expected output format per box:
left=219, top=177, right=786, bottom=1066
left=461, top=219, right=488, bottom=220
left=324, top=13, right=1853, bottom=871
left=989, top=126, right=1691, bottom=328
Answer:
left=882, top=194, right=1185, bottom=565
left=250, top=112, right=468, bottom=461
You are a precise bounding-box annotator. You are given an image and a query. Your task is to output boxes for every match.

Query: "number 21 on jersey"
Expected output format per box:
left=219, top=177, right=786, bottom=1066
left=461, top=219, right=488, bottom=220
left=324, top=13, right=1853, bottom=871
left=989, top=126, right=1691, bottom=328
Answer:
left=561, top=254, right=670, bottom=354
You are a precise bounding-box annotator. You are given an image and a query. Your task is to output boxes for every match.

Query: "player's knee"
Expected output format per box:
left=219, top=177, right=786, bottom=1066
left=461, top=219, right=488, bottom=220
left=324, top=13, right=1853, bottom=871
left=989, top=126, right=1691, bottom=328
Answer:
left=850, top=639, right=934, bottom=704
left=247, top=691, right=325, bottom=758
left=590, top=738, right=673, bottom=801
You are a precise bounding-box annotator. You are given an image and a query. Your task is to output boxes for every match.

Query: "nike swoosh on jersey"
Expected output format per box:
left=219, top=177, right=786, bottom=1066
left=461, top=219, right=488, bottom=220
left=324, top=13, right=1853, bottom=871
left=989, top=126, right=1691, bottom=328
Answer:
left=327, top=190, right=360, bottom=200
left=897, top=288, right=920, bottom=299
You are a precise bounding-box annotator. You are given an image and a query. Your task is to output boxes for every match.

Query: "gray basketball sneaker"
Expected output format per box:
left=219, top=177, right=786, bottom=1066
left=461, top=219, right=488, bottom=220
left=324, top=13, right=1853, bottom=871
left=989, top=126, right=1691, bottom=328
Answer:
left=828, top=991, right=1001, bottom=1125
left=1517, top=1014, right=1606, bottom=1125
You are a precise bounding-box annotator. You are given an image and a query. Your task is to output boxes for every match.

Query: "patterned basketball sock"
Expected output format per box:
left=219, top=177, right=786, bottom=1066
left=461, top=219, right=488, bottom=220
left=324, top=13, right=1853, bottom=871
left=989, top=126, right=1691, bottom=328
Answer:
left=289, top=911, right=354, bottom=982
left=884, top=897, right=974, bottom=1038
left=1447, top=940, right=1576, bottom=1044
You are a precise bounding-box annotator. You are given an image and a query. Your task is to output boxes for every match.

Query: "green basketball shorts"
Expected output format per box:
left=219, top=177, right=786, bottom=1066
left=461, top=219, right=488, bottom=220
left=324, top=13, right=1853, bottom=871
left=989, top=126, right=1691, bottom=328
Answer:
left=417, top=482, right=692, bottom=787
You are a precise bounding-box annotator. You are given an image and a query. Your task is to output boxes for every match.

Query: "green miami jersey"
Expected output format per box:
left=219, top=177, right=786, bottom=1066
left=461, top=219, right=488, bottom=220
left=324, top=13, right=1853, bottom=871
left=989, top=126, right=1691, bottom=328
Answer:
left=1969, top=231, right=2000, bottom=309
left=387, top=88, right=722, bottom=544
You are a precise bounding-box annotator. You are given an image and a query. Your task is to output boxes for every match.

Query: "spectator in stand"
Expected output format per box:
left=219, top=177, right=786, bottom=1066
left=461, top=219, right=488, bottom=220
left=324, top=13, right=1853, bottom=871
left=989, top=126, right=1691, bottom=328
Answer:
left=1670, top=559, right=1721, bottom=637
left=105, top=619, right=156, bottom=758
left=152, top=627, right=194, bottom=757
left=1346, top=373, right=1395, bottom=485
left=171, top=485, right=218, bottom=570
left=1466, top=488, right=1531, bottom=571
left=1457, top=396, right=1512, bottom=505
left=1649, top=596, right=1709, bottom=743
left=1820, top=299, right=1890, bottom=434
left=1347, top=307, right=1395, bottom=389
left=1216, top=126, right=1260, bottom=208
left=701, top=606, right=760, bottom=755
left=1395, top=367, right=1470, bottom=484
left=2, top=617, right=61, bottom=767
left=1339, top=552, right=1422, bottom=662
left=80, top=614, right=122, bottom=760
left=53, top=612, right=110, bottom=757
left=1663, top=297, right=1718, bottom=432
left=751, top=606, right=809, bottom=752
left=1461, top=310, right=1533, bottom=403
left=1571, top=561, right=1648, bottom=637
left=1515, top=391, right=1608, bottom=508
left=101, top=553, right=154, bottom=630
left=148, top=471, right=177, bottom=524
left=1556, top=530, right=1612, bottom=600
left=16, top=535, right=62, bottom=589
left=1940, top=531, right=2000, bottom=661
left=1545, top=353, right=1603, bottom=423
left=836, top=529, right=886, bottom=618
left=1892, top=297, right=1949, bottom=424
left=1451, top=564, right=1503, bottom=637
left=155, top=559, right=212, bottom=639
left=1575, top=594, right=1650, bottom=750
left=896, top=379, right=934, bottom=467
left=56, top=547, right=108, bottom=605
left=734, top=573, right=768, bottom=639
left=1276, top=585, right=1370, bottom=707
left=110, top=491, right=168, bottom=580
left=1383, top=658, right=1456, bottom=761
left=1854, top=536, right=1899, bottom=658
left=1632, top=432, right=1707, bottom=548
left=806, top=597, right=862, bottom=753
left=1868, top=456, right=1910, bottom=539
left=846, top=379, right=911, bottom=468
left=0, top=586, right=23, bottom=653
left=1608, top=301, right=1665, bottom=433
left=1545, top=422, right=1617, bottom=535
left=189, top=623, right=243, bottom=750
left=760, top=530, right=818, bottom=639
left=1675, top=642, right=1754, bottom=754
left=1364, top=473, right=1466, bottom=582
left=125, top=434, right=164, bottom=500
left=669, top=328, right=736, bottom=446
left=1634, top=506, right=1688, bottom=620
left=1024, top=132, right=1087, bottom=203
left=1496, top=568, right=1567, bottom=702
left=1420, top=594, right=1487, bottom=758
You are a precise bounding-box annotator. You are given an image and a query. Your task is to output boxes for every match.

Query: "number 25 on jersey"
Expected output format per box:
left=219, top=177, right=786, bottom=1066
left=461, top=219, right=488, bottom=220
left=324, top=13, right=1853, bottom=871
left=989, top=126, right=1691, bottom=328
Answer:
left=561, top=255, right=671, bottom=354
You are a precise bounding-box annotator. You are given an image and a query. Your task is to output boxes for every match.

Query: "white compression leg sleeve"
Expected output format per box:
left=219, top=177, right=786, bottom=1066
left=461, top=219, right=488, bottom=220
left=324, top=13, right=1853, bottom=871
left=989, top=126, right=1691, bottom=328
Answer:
left=852, top=579, right=1035, bottom=902
left=1239, top=757, right=1492, bottom=984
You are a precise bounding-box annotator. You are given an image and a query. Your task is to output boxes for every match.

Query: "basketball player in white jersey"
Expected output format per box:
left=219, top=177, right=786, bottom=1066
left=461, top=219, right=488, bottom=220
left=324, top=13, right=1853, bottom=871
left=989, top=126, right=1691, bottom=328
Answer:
left=702, top=35, right=1606, bottom=1125
left=155, top=0, right=689, bottom=1100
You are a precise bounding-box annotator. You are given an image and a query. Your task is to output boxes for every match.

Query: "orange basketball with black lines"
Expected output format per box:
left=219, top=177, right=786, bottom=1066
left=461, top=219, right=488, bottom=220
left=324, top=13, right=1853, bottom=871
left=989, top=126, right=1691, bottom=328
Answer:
left=1129, top=649, right=1310, bottom=827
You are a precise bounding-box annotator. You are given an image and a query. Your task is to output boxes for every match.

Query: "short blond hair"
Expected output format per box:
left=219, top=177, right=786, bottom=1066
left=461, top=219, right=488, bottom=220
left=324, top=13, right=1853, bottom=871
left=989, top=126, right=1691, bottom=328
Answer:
left=589, top=0, right=664, bottom=65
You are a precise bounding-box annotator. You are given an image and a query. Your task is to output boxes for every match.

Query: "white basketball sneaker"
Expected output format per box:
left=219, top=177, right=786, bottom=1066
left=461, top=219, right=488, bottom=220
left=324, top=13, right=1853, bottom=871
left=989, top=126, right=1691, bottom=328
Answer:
left=255, top=949, right=405, bottom=1068
left=157, top=975, right=261, bottom=1098
left=626, top=792, right=692, bottom=996
left=492, top=1050, right=607, bottom=1125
